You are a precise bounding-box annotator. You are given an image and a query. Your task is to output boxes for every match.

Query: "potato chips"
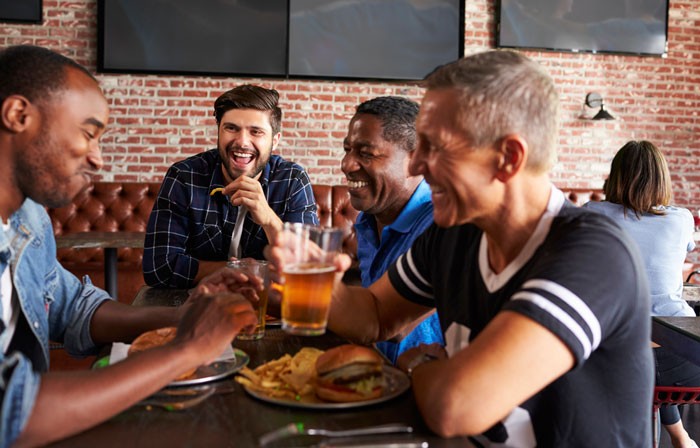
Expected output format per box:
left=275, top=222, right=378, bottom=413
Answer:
left=236, top=347, right=324, bottom=401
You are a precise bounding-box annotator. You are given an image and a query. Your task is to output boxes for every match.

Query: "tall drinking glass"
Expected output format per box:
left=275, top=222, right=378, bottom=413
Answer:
left=227, top=259, right=270, bottom=340
left=281, top=223, right=343, bottom=336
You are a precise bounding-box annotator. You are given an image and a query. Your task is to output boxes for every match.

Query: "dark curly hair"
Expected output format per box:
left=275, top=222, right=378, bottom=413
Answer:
left=355, top=96, right=419, bottom=152
left=0, top=45, right=95, bottom=106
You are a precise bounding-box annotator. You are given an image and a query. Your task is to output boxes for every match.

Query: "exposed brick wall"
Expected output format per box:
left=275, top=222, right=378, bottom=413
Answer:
left=1, top=1, right=699, bottom=217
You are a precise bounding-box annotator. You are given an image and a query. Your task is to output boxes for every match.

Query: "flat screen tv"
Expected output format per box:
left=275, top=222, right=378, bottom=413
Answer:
left=98, top=0, right=288, bottom=77
left=99, top=0, right=464, bottom=81
left=0, top=0, right=42, bottom=23
left=288, top=0, right=464, bottom=81
left=497, top=0, right=669, bottom=56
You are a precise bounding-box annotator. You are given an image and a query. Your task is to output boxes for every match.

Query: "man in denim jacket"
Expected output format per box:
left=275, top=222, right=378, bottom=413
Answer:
left=0, top=46, right=258, bottom=447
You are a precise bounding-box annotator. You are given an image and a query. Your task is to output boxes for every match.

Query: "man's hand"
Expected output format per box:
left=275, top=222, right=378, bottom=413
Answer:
left=175, top=291, right=257, bottom=364
left=195, top=264, right=264, bottom=297
left=263, top=228, right=353, bottom=285
left=223, top=176, right=283, bottom=240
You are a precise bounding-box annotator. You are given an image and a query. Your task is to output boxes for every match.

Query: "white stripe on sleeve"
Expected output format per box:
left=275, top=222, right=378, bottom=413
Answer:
left=522, top=279, right=602, bottom=349
left=396, top=251, right=433, bottom=299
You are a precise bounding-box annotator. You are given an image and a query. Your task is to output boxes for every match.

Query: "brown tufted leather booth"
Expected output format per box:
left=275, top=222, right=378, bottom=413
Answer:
left=48, top=183, right=360, bottom=304
left=47, top=182, right=601, bottom=304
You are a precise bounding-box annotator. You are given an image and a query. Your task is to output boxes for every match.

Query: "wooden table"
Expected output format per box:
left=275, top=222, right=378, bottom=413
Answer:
left=55, top=231, right=145, bottom=299
left=50, top=288, right=472, bottom=448
left=652, top=316, right=700, bottom=367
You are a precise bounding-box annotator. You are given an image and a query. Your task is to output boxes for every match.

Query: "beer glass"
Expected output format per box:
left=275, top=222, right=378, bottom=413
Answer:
left=280, top=223, right=343, bottom=335
left=227, top=259, right=270, bottom=340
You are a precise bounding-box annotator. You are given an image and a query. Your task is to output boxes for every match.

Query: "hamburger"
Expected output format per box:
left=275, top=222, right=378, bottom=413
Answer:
left=128, top=327, right=197, bottom=380
left=315, top=344, right=384, bottom=403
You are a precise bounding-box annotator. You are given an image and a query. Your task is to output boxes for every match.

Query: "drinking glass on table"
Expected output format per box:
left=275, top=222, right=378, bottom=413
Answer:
left=280, top=223, right=343, bottom=336
left=227, top=259, right=270, bottom=340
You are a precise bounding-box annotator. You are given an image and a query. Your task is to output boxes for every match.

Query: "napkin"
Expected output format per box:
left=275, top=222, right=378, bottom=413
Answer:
left=109, top=342, right=236, bottom=365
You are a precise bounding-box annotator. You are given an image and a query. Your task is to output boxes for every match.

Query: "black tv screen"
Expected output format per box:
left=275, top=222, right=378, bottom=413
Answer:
left=0, top=0, right=41, bottom=23
left=98, top=0, right=288, bottom=76
left=288, top=0, right=464, bottom=80
left=497, top=0, right=669, bottom=56
left=98, top=0, right=464, bottom=80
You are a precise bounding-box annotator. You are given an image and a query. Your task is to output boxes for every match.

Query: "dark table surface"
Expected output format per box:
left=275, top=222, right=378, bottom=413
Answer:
left=50, top=287, right=472, bottom=448
left=652, top=316, right=700, bottom=367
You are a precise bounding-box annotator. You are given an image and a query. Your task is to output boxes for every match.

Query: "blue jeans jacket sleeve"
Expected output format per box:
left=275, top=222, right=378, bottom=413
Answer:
left=0, top=353, right=40, bottom=448
left=0, top=199, right=112, bottom=447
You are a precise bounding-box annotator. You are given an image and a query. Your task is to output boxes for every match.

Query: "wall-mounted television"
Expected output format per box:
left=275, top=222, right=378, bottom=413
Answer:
left=0, top=0, right=42, bottom=24
left=98, top=0, right=288, bottom=77
left=288, top=0, right=464, bottom=81
left=98, top=0, right=465, bottom=81
left=497, top=0, right=669, bottom=56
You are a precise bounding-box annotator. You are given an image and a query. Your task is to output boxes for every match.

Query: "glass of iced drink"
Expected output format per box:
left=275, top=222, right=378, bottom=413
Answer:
left=227, top=259, right=270, bottom=340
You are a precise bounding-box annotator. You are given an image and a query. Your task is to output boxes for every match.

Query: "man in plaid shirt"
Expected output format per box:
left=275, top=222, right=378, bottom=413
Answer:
left=144, top=85, right=318, bottom=288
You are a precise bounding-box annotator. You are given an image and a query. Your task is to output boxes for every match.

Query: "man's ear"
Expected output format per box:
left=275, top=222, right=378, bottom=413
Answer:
left=1, top=95, right=34, bottom=132
left=271, top=132, right=281, bottom=151
left=495, top=135, right=527, bottom=182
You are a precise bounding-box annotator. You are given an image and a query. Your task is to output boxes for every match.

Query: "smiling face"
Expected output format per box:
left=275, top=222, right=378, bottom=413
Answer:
left=410, top=88, right=500, bottom=228
left=341, top=114, right=420, bottom=224
left=217, top=108, right=280, bottom=183
left=14, top=67, right=109, bottom=208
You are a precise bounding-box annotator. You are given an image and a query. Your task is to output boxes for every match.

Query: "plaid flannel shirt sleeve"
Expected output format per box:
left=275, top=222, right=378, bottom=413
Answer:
left=279, top=167, right=319, bottom=225
left=143, top=166, right=200, bottom=288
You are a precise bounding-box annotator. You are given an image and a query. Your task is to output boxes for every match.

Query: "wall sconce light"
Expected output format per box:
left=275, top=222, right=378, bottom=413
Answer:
left=584, top=92, right=615, bottom=120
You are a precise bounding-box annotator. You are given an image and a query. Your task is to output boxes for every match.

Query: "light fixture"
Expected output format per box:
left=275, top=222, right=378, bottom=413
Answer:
left=584, top=92, right=615, bottom=120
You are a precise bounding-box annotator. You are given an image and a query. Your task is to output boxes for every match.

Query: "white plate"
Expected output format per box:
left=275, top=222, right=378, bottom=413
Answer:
left=170, top=349, right=249, bottom=387
left=242, top=365, right=410, bottom=410
left=107, top=343, right=248, bottom=387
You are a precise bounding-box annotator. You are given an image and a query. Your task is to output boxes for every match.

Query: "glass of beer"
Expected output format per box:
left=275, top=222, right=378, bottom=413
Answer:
left=227, top=259, right=270, bottom=340
left=280, top=223, right=343, bottom=336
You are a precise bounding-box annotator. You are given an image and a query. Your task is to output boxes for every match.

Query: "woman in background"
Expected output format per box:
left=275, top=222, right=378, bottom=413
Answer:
left=584, top=140, right=698, bottom=448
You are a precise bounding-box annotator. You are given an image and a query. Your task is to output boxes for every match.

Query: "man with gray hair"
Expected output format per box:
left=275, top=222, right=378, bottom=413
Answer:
left=269, top=50, right=652, bottom=446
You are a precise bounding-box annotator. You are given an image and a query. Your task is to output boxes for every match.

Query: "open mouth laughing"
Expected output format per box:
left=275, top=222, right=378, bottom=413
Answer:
left=228, top=147, right=257, bottom=171
left=347, top=180, right=369, bottom=190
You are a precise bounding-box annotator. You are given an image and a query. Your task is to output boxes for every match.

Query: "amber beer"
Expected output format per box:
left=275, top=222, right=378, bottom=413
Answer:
left=228, top=260, right=270, bottom=340
left=281, top=262, right=336, bottom=335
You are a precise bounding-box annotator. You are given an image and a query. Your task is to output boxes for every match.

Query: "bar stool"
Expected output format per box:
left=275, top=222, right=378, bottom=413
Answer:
left=652, top=386, right=700, bottom=448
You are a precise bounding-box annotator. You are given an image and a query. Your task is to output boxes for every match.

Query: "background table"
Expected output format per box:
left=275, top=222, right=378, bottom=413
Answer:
left=55, top=231, right=145, bottom=299
left=652, top=316, right=700, bottom=367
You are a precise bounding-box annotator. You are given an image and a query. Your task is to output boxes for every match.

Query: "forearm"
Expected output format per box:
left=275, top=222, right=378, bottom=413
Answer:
left=411, top=312, right=575, bottom=437
left=260, top=213, right=283, bottom=247
left=327, top=283, right=383, bottom=344
left=15, top=343, right=199, bottom=447
left=89, top=300, right=181, bottom=344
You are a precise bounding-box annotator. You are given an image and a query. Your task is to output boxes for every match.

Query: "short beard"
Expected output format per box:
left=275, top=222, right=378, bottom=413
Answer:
left=14, top=132, right=79, bottom=209
left=221, top=143, right=271, bottom=181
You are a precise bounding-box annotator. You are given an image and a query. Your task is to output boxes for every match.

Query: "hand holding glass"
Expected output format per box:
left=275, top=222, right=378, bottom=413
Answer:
left=280, top=223, right=343, bottom=336
left=226, top=259, right=270, bottom=340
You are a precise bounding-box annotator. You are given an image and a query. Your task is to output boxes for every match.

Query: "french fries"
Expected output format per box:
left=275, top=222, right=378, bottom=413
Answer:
left=209, top=187, right=224, bottom=196
left=236, top=348, right=324, bottom=401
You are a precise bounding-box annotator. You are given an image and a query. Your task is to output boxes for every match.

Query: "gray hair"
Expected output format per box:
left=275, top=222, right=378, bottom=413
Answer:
left=425, top=50, right=559, bottom=173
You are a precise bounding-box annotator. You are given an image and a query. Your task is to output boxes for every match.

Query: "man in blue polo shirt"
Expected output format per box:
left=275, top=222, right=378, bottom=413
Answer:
left=341, top=96, right=443, bottom=364
left=144, top=85, right=318, bottom=288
